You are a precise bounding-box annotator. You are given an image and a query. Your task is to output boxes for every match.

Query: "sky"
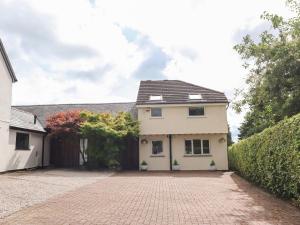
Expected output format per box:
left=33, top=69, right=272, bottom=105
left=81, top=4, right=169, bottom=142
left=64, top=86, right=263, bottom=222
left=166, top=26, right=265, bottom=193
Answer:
left=0, top=0, right=293, bottom=140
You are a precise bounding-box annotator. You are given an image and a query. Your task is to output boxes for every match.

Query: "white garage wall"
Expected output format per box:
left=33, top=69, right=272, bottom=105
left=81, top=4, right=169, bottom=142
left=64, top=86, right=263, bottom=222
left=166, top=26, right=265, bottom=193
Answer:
left=2, top=129, right=45, bottom=172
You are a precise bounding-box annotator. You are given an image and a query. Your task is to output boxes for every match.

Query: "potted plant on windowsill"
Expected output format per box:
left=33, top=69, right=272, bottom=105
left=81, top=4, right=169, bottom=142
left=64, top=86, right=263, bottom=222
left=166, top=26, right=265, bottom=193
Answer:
left=209, top=160, right=216, bottom=171
left=172, top=160, right=180, bottom=171
left=140, top=160, right=148, bottom=171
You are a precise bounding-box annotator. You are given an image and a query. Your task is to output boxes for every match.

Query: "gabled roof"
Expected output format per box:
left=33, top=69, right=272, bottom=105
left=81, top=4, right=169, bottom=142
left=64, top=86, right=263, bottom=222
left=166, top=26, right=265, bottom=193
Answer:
left=0, top=39, right=17, bottom=82
left=136, top=80, right=228, bottom=105
left=10, top=108, right=46, bottom=133
left=14, top=102, right=137, bottom=128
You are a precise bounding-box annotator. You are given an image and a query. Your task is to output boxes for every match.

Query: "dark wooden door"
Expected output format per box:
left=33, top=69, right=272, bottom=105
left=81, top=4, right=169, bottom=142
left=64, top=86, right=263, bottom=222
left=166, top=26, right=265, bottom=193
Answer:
left=50, top=136, right=80, bottom=167
left=121, top=137, right=139, bottom=170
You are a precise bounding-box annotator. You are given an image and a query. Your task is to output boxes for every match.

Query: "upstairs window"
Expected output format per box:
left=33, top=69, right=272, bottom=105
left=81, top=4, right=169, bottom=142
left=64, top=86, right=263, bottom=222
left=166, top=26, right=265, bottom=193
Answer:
left=151, top=108, right=162, bottom=117
left=189, top=94, right=202, bottom=100
left=149, top=95, right=163, bottom=101
left=189, top=106, right=205, bottom=116
left=16, top=132, right=30, bottom=150
left=185, top=139, right=210, bottom=155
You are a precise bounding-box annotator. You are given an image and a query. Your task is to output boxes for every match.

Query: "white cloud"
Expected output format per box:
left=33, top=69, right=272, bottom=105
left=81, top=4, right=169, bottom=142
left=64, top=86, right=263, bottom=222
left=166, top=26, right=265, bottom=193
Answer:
left=0, top=0, right=293, bottom=140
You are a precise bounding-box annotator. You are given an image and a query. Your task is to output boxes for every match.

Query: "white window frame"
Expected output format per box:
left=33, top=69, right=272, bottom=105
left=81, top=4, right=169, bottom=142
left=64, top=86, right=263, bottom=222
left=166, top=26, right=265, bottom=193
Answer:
left=149, top=95, right=163, bottom=101
left=151, top=140, right=163, bottom=155
left=188, top=106, right=205, bottom=117
left=150, top=107, right=162, bottom=118
left=188, top=94, right=202, bottom=100
left=184, top=139, right=210, bottom=155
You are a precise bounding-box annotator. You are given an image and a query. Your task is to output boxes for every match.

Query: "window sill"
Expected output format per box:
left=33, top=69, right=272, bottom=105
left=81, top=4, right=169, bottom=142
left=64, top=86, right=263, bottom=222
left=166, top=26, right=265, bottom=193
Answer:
left=183, top=154, right=212, bottom=157
left=149, top=117, right=164, bottom=119
left=15, top=148, right=30, bottom=151
left=150, top=155, right=165, bottom=157
left=187, top=116, right=206, bottom=118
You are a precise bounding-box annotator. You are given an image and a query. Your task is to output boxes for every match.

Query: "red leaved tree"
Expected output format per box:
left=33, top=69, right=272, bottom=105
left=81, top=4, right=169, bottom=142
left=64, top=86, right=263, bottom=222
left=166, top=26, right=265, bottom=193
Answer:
left=46, top=110, right=87, bottom=164
left=46, top=110, right=84, bottom=137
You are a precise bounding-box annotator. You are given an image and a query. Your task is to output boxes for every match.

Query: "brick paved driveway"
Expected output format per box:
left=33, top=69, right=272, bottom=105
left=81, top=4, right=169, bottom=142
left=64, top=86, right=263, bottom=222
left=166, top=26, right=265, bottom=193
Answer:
left=1, top=171, right=300, bottom=225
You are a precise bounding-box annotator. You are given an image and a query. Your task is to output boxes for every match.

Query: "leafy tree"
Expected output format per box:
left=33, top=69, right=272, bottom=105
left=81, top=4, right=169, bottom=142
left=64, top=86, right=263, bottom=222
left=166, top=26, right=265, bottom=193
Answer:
left=46, top=110, right=83, bottom=136
left=233, top=0, right=300, bottom=139
left=80, top=111, right=139, bottom=168
left=46, top=110, right=87, bottom=163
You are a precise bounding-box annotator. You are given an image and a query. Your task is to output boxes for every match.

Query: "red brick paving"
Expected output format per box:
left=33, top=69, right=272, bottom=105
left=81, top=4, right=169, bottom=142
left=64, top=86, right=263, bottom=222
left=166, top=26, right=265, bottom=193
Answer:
left=0, top=171, right=300, bottom=225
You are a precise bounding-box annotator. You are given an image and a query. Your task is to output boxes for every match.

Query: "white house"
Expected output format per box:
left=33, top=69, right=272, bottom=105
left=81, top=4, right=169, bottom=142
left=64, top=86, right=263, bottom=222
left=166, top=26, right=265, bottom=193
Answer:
left=137, top=80, right=229, bottom=171
left=0, top=39, right=47, bottom=173
left=1, top=39, right=229, bottom=172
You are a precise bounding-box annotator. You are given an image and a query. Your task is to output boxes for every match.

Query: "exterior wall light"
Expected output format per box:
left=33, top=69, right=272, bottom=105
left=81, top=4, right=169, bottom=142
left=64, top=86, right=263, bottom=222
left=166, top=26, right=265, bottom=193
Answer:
left=218, top=137, right=226, bottom=143
left=141, top=139, right=148, bottom=144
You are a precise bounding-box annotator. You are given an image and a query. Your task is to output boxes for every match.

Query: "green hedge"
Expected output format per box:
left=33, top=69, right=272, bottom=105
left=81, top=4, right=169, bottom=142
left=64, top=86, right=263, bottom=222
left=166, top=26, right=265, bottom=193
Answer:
left=229, top=113, right=300, bottom=205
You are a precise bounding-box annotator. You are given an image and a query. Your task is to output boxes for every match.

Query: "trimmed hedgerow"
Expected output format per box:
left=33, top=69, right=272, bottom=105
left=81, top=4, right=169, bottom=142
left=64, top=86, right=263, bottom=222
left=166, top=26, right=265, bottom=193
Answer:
left=229, top=113, right=300, bottom=205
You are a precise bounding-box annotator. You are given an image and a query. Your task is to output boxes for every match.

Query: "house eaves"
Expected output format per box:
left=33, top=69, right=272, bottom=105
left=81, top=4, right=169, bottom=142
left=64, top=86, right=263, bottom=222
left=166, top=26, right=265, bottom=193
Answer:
left=0, top=39, right=17, bottom=83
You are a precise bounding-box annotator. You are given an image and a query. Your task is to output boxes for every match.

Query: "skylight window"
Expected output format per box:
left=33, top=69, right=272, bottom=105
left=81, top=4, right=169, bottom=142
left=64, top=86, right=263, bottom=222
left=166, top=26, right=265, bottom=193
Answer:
left=189, top=94, right=202, bottom=100
left=149, top=95, right=163, bottom=101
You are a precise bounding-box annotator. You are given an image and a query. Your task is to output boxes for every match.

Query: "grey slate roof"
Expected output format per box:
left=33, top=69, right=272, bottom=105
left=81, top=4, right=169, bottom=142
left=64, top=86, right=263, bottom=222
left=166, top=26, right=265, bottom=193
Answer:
left=14, top=102, right=137, bottom=128
left=136, top=80, right=228, bottom=105
left=0, top=39, right=17, bottom=82
left=10, top=108, right=46, bottom=133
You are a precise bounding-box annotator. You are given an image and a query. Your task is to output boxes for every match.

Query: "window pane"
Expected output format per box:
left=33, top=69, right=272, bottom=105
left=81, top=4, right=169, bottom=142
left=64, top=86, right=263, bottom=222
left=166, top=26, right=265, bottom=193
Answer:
left=149, top=95, right=163, bottom=101
left=152, top=141, right=163, bottom=154
left=193, top=139, right=202, bottom=154
left=16, top=133, right=29, bottom=150
left=189, top=94, right=202, bottom=100
left=203, top=140, right=210, bottom=154
left=189, top=107, right=204, bottom=116
left=185, top=140, right=192, bottom=154
left=151, top=108, right=162, bottom=117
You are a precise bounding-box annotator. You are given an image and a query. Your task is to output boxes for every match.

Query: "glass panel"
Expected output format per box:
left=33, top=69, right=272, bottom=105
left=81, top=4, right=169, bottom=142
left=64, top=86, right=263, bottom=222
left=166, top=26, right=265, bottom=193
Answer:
left=203, top=140, right=210, bottom=154
left=193, top=139, right=202, bottom=154
left=189, top=94, right=202, bottom=100
left=189, top=107, right=204, bottom=116
left=149, top=95, right=162, bottom=101
left=152, top=141, right=163, bottom=154
left=185, top=140, right=192, bottom=154
left=151, top=108, right=162, bottom=117
left=16, top=133, right=29, bottom=150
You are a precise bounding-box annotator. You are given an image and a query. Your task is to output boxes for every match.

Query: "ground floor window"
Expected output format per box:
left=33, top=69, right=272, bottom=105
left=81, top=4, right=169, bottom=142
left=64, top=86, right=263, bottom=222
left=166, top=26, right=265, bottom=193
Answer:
left=15, top=132, right=30, bottom=150
left=152, top=140, right=163, bottom=155
left=185, top=139, right=210, bottom=155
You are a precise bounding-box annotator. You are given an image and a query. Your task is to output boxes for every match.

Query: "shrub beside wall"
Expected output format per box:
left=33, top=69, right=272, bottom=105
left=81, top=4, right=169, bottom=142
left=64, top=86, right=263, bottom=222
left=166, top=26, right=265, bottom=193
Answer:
left=229, top=113, right=300, bottom=205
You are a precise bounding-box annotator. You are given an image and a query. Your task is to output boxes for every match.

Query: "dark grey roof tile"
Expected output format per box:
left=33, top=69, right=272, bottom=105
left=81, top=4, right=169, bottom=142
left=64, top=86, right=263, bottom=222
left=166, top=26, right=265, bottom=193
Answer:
left=14, top=102, right=137, bottom=127
left=136, top=80, right=228, bottom=105
left=10, top=108, right=45, bottom=132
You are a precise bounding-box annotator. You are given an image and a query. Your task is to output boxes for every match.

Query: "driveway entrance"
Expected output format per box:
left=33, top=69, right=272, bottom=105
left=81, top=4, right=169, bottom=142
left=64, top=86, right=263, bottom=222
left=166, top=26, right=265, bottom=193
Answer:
left=1, top=171, right=300, bottom=225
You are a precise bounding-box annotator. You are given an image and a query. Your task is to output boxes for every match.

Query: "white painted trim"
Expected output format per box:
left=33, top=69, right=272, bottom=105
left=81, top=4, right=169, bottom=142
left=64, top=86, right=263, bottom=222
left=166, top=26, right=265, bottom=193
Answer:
left=151, top=140, right=164, bottom=156
left=136, top=103, right=227, bottom=108
left=184, top=139, right=210, bottom=155
left=150, top=107, right=162, bottom=118
left=187, top=106, right=205, bottom=117
left=0, top=119, right=10, bottom=123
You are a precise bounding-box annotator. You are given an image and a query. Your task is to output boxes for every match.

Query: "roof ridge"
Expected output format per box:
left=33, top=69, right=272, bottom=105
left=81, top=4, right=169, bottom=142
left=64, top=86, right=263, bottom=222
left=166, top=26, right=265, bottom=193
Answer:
left=140, top=80, right=225, bottom=94
left=13, top=102, right=136, bottom=107
left=174, top=80, right=224, bottom=94
left=11, top=107, right=36, bottom=116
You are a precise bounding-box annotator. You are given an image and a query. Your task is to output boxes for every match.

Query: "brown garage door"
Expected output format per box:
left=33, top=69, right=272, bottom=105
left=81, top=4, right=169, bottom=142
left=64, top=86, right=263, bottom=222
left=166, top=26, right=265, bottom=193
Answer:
left=50, top=136, right=80, bottom=168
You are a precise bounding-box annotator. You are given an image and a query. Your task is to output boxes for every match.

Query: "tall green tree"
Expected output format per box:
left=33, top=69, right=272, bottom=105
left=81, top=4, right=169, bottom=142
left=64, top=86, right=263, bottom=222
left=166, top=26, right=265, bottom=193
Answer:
left=80, top=111, right=139, bottom=168
left=234, top=0, right=300, bottom=139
